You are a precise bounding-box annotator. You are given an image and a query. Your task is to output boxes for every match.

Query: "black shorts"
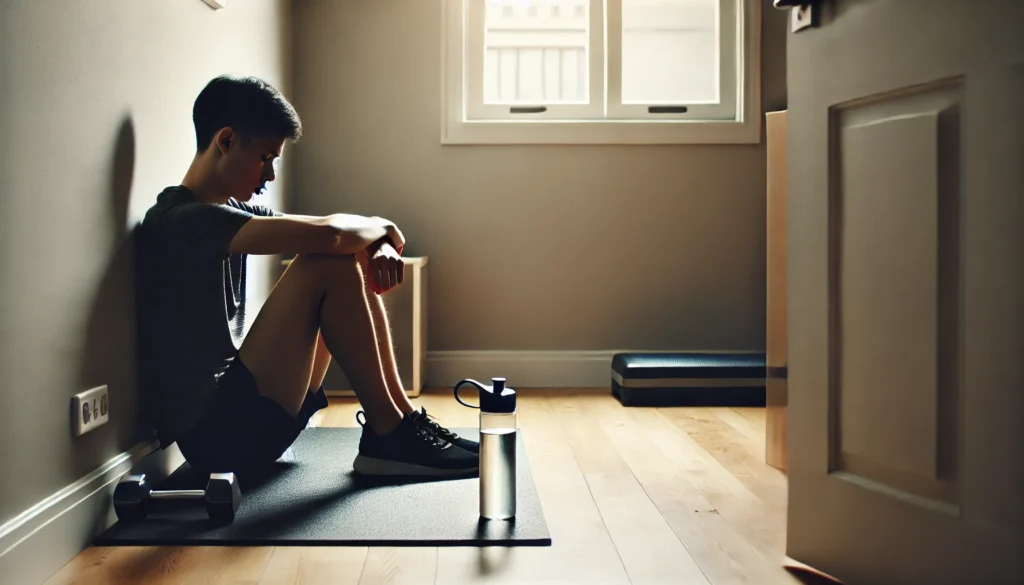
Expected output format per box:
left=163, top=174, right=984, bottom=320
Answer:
left=177, top=355, right=329, bottom=479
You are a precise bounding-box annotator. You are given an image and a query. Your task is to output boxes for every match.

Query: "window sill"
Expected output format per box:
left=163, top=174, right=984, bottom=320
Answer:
left=440, top=118, right=762, bottom=145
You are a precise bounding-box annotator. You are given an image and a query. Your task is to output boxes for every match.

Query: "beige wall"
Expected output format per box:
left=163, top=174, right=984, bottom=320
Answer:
left=0, top=0, right=292, bottom=524
left=290, top=0, right=788, bottom=353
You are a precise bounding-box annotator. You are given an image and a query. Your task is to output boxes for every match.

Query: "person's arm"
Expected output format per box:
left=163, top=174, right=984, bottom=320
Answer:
left=227, top=213, right=400, bottom=256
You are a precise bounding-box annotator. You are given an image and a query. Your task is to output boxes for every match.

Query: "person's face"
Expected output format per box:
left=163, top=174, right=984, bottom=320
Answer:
left=213, top=128, right=285, bottom=202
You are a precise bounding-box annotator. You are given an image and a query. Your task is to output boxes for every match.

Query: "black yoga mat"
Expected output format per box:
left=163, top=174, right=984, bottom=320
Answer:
left=94, top=427, right=551, bottom=547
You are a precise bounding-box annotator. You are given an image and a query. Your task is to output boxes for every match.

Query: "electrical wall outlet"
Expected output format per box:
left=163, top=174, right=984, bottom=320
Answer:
left=72, top=385, right=109, bottom=437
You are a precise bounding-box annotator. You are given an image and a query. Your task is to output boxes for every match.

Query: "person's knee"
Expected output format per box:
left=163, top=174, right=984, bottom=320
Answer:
left=292, top=253, right=362, bottom=289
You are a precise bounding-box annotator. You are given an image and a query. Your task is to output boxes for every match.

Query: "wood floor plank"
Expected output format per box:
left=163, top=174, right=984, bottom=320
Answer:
left=712, top=407, right=766, bottom=447
left=434, top=393, right=631, bottom=585
left=44, top=546, right=112, bottom=584
left=142, top=546, right=273, bottom=585
left=732, top=407, right=768, bottom=435
left=44, top=546, right=171, bottom=585
left=660, top=408, right=787, bottom=513
left=581, top=397, right=800, bottom=585
left=693, top=408, right=768, bottom=463
left=546, top=393, right=711, bottom=585
left=659, top=510, right=801, bottom=585
left=627, top=407, right=789, bottom=558
left=357, top=547, right=436, bottom=585
left=46, top=545, right=272, bottom=585
left=259, top=547, right=368, bottom=585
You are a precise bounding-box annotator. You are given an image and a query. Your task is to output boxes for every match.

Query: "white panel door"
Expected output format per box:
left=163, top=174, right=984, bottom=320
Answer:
left=786, top=1, right=1024, bottom=583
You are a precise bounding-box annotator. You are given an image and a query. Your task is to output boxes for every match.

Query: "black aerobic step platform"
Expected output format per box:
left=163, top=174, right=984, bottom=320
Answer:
left=611, top=352, right=766, bottom=407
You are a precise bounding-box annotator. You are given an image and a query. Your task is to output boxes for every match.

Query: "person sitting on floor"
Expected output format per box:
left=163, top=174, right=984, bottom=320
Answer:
left=135, top=74, right=478, bottom=479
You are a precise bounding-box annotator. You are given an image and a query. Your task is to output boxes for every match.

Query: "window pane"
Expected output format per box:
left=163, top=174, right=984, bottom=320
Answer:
left=622, top=0, right=718, bottom=104
left=484, top=0, right=590, bottom=103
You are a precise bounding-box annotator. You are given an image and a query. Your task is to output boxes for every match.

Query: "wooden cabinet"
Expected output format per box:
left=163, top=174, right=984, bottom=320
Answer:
left=765, top=111, right=788, bottom=473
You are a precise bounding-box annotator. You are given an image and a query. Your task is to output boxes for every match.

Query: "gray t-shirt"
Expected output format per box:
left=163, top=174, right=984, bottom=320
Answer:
left=136, top=185, right=280, bottom=447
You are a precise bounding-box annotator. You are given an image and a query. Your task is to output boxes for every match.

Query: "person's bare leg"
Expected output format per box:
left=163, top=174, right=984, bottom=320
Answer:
left=360, top=265, right=416, bottom=414
left=304, top=274, right=405, bottom=412
left=356, top=260, right=480, bottom=455
left=238, top=254, right=403, bottom=435
left=308, top=311, right=404, bottom=415
left=308, top=330, right=332, bottom=392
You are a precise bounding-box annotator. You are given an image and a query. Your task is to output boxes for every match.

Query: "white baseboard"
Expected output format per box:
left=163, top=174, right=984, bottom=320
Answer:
left=426, top=349, right=765, bottom=389
left=0, top=439, right=178, bottom=585
left=426, top=350, right=619, bottom=388
left=428, top=350, right=619, bottom=388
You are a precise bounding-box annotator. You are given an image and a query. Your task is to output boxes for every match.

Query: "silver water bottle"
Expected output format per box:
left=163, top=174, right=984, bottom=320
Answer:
left=454, top=377, right=517, bottom=520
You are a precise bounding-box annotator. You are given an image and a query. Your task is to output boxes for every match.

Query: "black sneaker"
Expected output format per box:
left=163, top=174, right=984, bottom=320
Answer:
left=411, top=407, right=480, bottom=454
left=352, top=411, right=478, bottom=476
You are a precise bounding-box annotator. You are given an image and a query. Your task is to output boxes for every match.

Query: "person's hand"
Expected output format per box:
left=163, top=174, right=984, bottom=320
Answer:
left=366, top=241, right=404, bottom=294
left=382, top=220, right=406, bottom=255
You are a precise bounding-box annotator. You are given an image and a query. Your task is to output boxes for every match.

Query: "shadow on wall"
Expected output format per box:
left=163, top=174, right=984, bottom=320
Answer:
left=74, top=115, right=151, bottom=456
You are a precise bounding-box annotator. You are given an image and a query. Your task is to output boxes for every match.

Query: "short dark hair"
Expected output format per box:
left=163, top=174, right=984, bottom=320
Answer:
left=193, top=75, right=302, bottom=151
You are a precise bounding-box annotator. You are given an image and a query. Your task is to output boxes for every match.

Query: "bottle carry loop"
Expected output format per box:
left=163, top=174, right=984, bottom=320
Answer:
left=453, top=379, right=483, bottom=409
left=454, top=377, right=515, bottom=413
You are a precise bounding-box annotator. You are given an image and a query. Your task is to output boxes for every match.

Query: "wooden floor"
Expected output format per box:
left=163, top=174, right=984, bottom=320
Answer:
left=46, top=389, right=803, bottom=585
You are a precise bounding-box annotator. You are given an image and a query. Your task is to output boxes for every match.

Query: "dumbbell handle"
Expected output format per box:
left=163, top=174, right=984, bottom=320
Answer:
left=150, top=489, right=206, bottom=500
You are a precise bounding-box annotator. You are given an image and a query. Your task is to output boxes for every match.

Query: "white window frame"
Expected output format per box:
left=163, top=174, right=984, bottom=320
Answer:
left=441, top=0, right=762, bottom=145
left=606, top=0, right=737, bottom=121
left=466, top=0, right=605, bottom=120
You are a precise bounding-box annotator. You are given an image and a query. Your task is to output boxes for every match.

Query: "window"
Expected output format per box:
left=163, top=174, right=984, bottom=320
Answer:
left=442, top=0, right=761, bottom=144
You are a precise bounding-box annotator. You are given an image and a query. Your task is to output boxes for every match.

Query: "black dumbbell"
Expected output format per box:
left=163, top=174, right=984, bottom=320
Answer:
left=113, top=472, right=241, bottom=523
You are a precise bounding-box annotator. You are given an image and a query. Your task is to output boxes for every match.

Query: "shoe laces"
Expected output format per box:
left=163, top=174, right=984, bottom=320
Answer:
left=358, top=409, right=449, bottom=449
left=413, top=423, right=450, bottom=449
left=414, top=408, right=459, bottom=440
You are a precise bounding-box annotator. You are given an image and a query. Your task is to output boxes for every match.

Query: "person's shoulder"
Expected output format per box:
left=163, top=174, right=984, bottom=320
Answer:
left=138, top=187, right=257, bottom=255
left=139, top=186, right=250, bottom=246
left=141, top=186, right=198, bottom=224
left=143, top=186, right=252, bottom=225
left=229, top=197, right=282, bottom=218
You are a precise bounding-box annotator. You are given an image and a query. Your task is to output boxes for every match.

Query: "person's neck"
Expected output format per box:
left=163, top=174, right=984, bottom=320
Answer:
left=181, top=154, right=229, bottom=205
